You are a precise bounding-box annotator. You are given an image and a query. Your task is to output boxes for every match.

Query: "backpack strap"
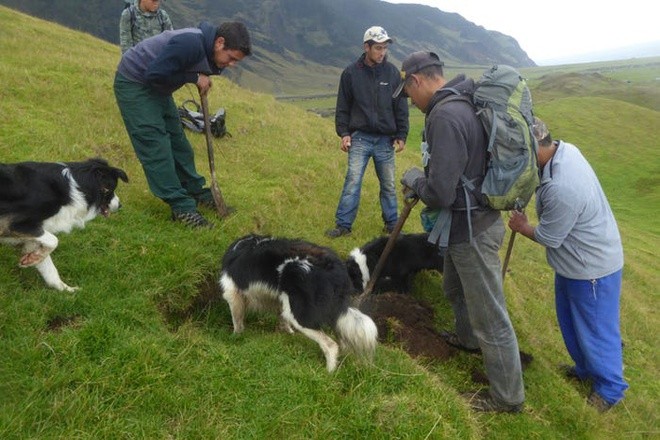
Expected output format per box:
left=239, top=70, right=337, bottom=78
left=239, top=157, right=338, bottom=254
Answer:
left=459, top=175, right=481, bottom=245
left=178, top=100, right=204, bottom=133
left=427, top=208, right=453, bottom=257
left=438, top=88, right=472, bottom=107
left=128, top=4, right=137, bottom=41
left=157, top=10, right=165, bottom=32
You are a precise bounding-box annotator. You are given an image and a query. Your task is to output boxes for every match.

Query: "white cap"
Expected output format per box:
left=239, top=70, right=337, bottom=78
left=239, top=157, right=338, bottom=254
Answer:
left=363, top=26, right=393, bottom=44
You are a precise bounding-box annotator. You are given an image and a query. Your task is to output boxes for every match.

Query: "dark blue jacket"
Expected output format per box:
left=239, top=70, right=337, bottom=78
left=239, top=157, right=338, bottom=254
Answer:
left=335, top=54, right=408, bottom=141
left=116, top=21, right=222, bottom=95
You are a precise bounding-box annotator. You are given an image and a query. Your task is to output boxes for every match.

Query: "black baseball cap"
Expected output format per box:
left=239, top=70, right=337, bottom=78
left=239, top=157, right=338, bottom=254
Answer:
left=392, top=51, right=445, bottom=98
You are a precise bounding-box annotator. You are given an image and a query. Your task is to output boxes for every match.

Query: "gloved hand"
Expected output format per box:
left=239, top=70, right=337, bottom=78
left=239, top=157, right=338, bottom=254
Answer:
left=400, top=167, right=424, bottom=199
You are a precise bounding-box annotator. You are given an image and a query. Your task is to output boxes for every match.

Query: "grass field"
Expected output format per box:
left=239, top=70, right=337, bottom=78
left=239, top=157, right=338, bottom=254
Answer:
left=0, top=6, right=658, bottom=439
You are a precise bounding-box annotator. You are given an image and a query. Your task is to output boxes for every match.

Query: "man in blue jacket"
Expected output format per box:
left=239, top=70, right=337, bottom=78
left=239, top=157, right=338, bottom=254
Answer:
left=325, top=26, right=409, bottom=238
left=114, top=21, right=251, bottom=228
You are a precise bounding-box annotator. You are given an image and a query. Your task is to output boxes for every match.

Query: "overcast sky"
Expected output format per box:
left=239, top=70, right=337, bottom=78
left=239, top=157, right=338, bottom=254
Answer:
left=384, top=0, right=660, bottom=64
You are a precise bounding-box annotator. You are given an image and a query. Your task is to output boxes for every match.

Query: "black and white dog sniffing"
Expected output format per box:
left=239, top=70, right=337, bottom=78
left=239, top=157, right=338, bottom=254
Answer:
left=219, top=234, right=378, bottom=372
left=0, top=158, right=128, bottom=291
left=347, top=233, right=444, bottom=294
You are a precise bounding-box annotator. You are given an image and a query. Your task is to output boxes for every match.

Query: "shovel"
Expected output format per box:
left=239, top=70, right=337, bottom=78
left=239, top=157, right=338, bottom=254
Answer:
left=200, top=92, right=231, bottom=218
left=355, top=196, right=419, bottom=306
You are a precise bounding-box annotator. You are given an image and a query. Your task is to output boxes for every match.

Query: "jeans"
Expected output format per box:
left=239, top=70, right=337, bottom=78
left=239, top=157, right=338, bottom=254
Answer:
left=114, top=73, right=208, bottom=213
left=334, top=131, right=397, bottom=230
left=555, top=270, right=628, bottom=404
left=443, top=218, right=525, bottom=406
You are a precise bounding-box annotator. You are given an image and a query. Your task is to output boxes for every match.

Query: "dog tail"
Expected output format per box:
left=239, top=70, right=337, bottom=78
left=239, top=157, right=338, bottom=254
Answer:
left=335, top=307, right=378, bottom=361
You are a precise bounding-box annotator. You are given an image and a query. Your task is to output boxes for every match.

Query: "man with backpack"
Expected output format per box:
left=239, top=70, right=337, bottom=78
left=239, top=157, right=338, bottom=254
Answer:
left=396, top=51, right=525, bottom=413
left=120, top=0, right=173, bottom=54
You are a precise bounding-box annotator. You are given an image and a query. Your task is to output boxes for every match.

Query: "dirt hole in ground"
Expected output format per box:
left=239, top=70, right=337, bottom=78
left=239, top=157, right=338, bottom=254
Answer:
left=45, top=314, right=83, bottom=332
left=159, top=274, right=225, bottom=329
left=361, top=291, right=534, bottom=382
left=360, top=291, right=455, bottom=362
left=184, top=275, right=458, bottom=362
left=179, top=276, right=532, bottom=381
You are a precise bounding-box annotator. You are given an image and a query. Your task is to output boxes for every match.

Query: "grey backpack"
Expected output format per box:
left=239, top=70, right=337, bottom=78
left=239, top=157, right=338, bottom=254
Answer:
left=426, top=65, right=540, bottom=250
left=446, top=65, right=540, bottom=211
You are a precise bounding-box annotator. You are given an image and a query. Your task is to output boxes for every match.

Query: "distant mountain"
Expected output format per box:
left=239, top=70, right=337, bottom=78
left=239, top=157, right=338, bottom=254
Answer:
left=537, top=40, right=660, bottom=66
left=0, top=0, right=535, bottom=94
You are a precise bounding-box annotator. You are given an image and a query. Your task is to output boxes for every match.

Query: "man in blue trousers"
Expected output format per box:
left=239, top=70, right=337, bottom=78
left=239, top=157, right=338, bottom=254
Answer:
left=508, top=117, right=628, bottom=412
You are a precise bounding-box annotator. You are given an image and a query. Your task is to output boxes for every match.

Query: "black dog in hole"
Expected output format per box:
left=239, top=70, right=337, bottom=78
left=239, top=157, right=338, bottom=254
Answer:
left=346, top=233, right=443, bottom=294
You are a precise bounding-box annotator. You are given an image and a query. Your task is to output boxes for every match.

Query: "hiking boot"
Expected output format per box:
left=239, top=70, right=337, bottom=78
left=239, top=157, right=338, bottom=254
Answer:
left=382, top=224, right=396, bottom=234
left=325, top=226, right=351, bottom=238
left=587, top=392, right=613, bottom=413
left=171, top=211, right=214, bottom=229
left=440, top=330, right=481, bottom=354
left=461, top=390, right=523, bottom=414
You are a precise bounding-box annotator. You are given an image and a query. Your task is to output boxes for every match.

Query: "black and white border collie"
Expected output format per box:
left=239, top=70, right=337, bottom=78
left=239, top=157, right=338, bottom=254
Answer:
left=219, top=234, right=378, bottom=372
left=0, top=158, right=128, bottom=291
left=347, top=233, right=444, bottom=294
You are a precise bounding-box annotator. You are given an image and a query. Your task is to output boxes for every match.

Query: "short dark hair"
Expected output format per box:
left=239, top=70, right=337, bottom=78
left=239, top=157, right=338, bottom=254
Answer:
left=537, top=133, right=553, bottom=147
left=216, top=22, right=252, bottom=56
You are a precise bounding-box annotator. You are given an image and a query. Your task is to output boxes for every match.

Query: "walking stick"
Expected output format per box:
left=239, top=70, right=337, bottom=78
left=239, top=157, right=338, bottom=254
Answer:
left=200, top=93, right=231, bottom=218
left=356, top=196, right=419, bottom=306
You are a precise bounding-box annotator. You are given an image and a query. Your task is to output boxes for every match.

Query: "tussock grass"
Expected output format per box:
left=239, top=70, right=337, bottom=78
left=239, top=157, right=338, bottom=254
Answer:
left=0, top=6, right=658, bottom=439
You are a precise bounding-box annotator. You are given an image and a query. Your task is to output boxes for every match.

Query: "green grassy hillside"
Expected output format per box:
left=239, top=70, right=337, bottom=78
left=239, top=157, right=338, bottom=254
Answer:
left=0, top=7, right=658, bottom=439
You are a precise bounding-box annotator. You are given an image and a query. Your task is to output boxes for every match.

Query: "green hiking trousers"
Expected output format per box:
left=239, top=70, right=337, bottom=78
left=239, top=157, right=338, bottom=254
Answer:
left=114, top=73, right=210, bottom=213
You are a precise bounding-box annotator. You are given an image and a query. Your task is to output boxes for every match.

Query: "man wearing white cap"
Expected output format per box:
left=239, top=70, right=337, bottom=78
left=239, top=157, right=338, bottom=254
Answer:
left=325, top=26, right=409, bottom=238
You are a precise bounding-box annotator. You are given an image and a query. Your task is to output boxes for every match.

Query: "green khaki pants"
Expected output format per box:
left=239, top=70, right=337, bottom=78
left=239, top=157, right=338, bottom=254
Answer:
left=114, top=73, right=209, bottom=213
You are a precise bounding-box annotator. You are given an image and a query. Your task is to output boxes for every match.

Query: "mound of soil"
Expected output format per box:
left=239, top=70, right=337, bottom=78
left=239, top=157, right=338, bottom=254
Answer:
left=361, top=292, right=455, bottom=362
left=362, top=292, right=534, bottom=381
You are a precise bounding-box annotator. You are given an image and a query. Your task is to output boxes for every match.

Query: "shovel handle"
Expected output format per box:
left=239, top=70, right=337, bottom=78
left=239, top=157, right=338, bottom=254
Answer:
left=200, top=93, right=230, bottom=218
left=357, top=197, right=419, bottom=304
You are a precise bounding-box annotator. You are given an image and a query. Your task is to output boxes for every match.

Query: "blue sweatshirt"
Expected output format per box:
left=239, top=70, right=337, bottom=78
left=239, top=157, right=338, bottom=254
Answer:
left=117, top=22, right=222, bottom=95
left=534, top=141, right=623, bottom=279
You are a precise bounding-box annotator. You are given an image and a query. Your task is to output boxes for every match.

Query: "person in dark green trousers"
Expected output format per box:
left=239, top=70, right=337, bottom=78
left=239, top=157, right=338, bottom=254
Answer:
left=114, top=21, right=251, bottom=228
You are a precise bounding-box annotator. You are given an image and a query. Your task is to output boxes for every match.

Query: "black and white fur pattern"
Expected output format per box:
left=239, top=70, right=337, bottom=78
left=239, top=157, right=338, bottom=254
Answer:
left=0, top=158, right=128, bottom=291
left=219, top=234, right=378, bottom=372
left=347, top=233, right=444, bottom=294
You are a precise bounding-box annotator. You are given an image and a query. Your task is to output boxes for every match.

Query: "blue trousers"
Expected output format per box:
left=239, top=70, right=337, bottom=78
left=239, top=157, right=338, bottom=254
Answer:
left=334, top=131, right=397, bottom=230
left=555, top=270, right=628, bottom=404
left=444, top=218, right=525, bottom=406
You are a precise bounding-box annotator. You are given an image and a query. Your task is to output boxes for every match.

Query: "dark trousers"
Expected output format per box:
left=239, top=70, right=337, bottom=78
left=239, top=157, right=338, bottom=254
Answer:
left=114, top=73, right=209, bottom=213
